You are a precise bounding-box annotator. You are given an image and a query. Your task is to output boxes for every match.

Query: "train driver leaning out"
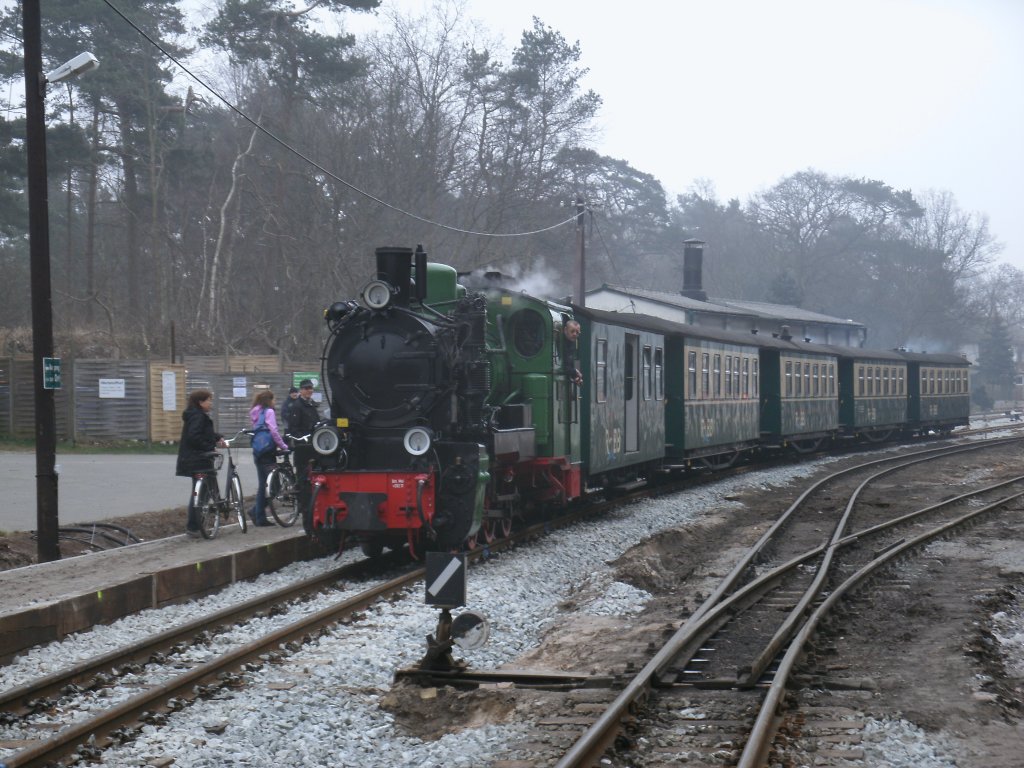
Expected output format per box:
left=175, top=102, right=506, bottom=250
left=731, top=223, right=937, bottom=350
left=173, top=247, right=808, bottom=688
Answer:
left=562, top=319, right=583, bottom=387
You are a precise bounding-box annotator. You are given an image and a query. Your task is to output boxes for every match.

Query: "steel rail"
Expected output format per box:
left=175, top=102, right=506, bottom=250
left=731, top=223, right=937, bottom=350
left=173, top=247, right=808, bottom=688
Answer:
left=0, top=555, right=404, bottom=715
left=737, top=440, right=1013, bottom=686
left=737, top=488, right=1024, bottom=768
left=553, top=439, right=1023, bottom=768
left=2, top=567, right=426, bottom=768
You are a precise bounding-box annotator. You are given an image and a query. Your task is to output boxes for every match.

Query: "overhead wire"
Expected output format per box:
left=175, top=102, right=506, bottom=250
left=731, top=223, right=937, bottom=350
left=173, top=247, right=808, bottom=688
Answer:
left=99, top=0, right=578, bottom=239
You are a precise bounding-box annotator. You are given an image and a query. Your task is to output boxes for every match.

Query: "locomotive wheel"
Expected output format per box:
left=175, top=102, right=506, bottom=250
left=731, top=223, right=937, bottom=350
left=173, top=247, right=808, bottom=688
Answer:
left=479, top=516, right=511, bottom=543
left=478, top=520, right=496, bottom=545
left=407, top=528, right=421, bottom=561
left=360, top=539, right=384, bottom=558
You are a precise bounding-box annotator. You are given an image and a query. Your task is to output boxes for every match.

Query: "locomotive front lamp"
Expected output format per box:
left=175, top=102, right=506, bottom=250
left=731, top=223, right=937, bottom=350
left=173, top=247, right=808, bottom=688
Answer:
left=312, top=425, right=341, bottom=456
left=403, top=427, right=432, bottom=456
left=361, top=279, right=394, bottom=310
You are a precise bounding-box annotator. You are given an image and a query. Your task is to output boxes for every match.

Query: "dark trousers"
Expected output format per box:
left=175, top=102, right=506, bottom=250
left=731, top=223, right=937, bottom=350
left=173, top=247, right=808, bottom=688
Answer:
left=293, top=445, right=315, bottom=534
left=252, top=457, right=274, bottom=523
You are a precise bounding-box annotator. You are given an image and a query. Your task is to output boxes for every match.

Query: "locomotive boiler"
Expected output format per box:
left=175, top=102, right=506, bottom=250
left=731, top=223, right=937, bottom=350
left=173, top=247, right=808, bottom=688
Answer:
left=309, top=246, right=493, bottom=554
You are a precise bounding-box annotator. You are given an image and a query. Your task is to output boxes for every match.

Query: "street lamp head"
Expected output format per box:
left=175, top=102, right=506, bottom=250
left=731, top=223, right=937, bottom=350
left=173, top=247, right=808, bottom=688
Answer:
left=45, top=52, right=98, bottom=84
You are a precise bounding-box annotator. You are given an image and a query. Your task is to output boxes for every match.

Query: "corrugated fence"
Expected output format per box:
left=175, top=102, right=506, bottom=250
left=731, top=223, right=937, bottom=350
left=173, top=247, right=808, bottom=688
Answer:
left=0, top=356, right=321, bottom=443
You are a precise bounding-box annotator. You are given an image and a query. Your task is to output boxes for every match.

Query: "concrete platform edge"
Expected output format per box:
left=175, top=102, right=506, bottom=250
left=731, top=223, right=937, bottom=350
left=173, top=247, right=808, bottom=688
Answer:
left=0, top=534, right=321, bottom=663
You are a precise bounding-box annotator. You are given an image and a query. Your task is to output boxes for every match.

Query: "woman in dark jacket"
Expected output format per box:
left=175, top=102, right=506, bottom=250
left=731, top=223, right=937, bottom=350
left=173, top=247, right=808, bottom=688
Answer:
left=176, top=389, right=226, bottom=536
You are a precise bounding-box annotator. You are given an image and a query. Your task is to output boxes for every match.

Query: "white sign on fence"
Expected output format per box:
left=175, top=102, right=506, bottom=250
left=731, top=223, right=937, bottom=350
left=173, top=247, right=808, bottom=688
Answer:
left=98, top=378, right=126, bottom=399
left=162, top=371, right=177, bottom=411
left=232, top=376, right=247, bottom=398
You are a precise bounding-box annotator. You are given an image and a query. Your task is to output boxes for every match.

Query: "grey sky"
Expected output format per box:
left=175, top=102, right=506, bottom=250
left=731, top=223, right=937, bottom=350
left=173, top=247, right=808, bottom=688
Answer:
left=348, top=0, right=1024, bottom=270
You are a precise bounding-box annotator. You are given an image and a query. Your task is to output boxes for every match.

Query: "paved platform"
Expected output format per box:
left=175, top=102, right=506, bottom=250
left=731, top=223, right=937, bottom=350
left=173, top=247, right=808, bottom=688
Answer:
left=0, top=522, right=317, bottom=663
left=0, top=452, right=261, bottom=532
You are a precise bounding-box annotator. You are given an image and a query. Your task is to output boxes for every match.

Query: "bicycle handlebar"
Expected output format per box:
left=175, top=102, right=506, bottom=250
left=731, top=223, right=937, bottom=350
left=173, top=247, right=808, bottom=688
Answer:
left=222, top=429, right=253, bottom=446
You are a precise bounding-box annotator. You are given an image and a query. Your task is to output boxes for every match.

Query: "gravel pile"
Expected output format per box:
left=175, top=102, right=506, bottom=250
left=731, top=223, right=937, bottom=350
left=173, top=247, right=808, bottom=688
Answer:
left=0, top=447, right=1019, bottom=767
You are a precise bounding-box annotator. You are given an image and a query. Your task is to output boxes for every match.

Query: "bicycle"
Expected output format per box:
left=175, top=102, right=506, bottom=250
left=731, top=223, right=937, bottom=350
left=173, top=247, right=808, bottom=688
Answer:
left=265, top=433, right=308, bottom=527
left=192, top=430, right=251, bottom=539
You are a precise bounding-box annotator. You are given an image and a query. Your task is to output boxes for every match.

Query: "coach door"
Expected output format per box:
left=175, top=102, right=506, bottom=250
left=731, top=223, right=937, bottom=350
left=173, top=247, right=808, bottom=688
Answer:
left=625, top=334, right=639, bottom=452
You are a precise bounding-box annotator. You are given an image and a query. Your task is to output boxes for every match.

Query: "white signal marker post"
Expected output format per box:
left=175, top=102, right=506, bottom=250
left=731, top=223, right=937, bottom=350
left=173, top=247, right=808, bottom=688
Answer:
left=417, top=552, right=470, bottom=671
left=425, top=552, right=466, bottom=608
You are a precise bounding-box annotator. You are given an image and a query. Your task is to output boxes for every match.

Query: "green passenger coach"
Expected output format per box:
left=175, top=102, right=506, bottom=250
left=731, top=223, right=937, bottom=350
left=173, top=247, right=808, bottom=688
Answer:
left=757, top=335, right=840, bottom=451
left=577, top=308, right=666, bottom=482
left=901, top=352, right=971, bottom=434
left=669, top=328, right=761, bottom=466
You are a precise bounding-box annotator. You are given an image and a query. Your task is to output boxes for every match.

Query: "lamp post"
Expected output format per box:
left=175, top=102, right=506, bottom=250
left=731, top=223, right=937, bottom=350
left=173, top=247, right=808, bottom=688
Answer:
left=22, top=0, right=98, bottom=562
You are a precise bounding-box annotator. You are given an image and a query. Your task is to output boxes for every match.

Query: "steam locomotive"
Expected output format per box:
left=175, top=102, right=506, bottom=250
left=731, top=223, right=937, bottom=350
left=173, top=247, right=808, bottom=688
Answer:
left=304, top=246, right=971, bottom=556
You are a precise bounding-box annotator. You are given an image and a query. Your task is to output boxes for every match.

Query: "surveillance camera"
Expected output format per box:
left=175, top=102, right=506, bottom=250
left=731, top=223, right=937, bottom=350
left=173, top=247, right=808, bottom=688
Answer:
left=46, top=52, right=99, bottom=84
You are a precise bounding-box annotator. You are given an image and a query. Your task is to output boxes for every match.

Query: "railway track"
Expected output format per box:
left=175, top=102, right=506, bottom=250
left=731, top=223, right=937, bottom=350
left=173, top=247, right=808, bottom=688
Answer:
left=0, top=430, right=1019, bottom=766
left=528, top=436, right=1024, bottom=767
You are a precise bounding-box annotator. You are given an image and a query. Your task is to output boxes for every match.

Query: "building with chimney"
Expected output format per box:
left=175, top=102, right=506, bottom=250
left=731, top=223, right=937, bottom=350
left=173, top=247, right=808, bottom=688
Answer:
left=584, top=240, right=868, bottom=348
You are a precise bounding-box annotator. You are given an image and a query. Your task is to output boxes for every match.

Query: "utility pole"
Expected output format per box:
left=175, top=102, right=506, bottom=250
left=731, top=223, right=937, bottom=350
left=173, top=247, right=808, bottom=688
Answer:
left=23, top=5, right=98, bottom=562
left=574, top=198, right=585, bottom=307
left=23, top=0, right=60, bottom=562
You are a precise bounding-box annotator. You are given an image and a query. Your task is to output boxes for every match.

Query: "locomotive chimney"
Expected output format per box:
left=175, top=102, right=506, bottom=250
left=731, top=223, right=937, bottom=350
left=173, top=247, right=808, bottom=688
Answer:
left=375, top=246, right=413, bottom=307
left=681, top=238, right=707, bottom=302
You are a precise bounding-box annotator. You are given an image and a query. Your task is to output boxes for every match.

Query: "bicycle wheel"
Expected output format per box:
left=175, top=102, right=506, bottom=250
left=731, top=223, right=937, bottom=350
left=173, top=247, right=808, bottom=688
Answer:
left=196, top=478, right=221, bottom=539
left=229, top=473, right=246, bottom=533
left=267, top=466, right=300, bottom=527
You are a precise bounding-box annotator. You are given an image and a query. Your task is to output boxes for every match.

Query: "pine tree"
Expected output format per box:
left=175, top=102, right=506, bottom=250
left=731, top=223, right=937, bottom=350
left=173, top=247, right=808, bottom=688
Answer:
left=977, top=312, right=1016, bottom=397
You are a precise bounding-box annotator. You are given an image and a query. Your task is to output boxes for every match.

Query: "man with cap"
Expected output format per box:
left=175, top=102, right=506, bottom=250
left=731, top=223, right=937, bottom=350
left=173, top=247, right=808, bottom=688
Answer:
left=288, top=379, right=321, bottom=534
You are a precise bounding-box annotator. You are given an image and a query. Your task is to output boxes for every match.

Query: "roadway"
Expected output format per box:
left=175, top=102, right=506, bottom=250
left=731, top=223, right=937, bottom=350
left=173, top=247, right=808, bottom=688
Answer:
left=0, top=451, right=261, bottom=532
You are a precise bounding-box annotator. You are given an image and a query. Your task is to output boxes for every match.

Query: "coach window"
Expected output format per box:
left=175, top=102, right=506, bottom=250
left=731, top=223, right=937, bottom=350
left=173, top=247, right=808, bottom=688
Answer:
left=753, top=360, right=760, bottom=397
left=688, top=351, right=697, bottom=397
left=811, top=363, right=819, bottom=397
left=701, top=353, right=710, bottom=399
left=655, top=348, right=664, bottom=400
left=742, top=358, right=750, bottom=398
left=874, top=367, right=881, bottom=396
left=899, top=368, right=904, bottom=395
left=713, top=355, right=722, bottom=398
left=883, top=368, right=889, bottom=396
left=785, top=361, right=793, bottom=397
left=725, top=356, right=732, bottom=398
left=596, top=339, right=608, bottom=403
left=857, top=366, right=864, bottom=396
left=642, top=346, right=652, bottom=400
left=830, top=364, right=836, bottom=396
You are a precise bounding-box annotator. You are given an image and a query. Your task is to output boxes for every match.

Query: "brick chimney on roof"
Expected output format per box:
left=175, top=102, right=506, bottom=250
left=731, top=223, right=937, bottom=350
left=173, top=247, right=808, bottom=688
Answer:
left=681, top=239, right=707, bottom=302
